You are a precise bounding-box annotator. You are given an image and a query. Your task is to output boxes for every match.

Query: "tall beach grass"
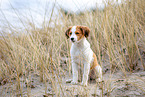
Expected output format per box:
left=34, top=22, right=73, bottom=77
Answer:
left=0, top=0, right=145, bottom=96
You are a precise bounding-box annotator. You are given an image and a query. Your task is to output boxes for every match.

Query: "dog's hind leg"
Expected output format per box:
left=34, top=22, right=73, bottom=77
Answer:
left=95, top=65, right=102, bottom=82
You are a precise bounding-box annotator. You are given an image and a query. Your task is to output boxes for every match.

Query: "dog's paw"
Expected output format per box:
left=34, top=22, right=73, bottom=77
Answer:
left=71, top=81, right=78, bottom=85
left=96, top=78, right=103, bottom=83
left=80, top=82, right=87, bottom=87
left=66, top=79, right=72, bottom=83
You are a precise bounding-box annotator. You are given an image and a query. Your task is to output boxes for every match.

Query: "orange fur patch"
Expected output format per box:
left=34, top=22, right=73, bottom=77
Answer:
left=90, top=53, right=99, bottom=69
left=76, top=26, right=84, bottom=41
left=65, top=26, right=72, bottom=38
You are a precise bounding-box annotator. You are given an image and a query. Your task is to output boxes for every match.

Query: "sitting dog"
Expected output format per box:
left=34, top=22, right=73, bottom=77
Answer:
left=65, top=26, right=102, bottom=86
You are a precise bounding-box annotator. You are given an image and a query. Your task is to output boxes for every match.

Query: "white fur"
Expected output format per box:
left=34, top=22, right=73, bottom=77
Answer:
left=70, top=26, right=102, bottom=86
left=95, top=65, right=102, bottom=82
left=70, top=26, right=77, bottom=42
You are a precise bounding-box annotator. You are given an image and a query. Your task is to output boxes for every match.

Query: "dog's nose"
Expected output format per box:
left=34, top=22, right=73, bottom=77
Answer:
left=71, top=38, right=74, bottom=41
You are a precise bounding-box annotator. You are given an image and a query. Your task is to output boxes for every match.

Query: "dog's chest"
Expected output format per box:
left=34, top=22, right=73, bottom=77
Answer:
left=71, top=47, right=84, bottom=57
left=70, top=44, right=93, bottom=63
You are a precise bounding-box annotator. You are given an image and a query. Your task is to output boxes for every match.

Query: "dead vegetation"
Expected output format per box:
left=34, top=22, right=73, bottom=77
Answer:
left=0, top=0, right=145, bottom=96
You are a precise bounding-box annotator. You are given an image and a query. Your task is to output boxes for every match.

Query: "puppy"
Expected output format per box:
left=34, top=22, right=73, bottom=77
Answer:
left=65, top=26, right=102, bottom=86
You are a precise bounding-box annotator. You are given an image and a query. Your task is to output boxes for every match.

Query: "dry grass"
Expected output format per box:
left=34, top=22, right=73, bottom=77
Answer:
left=0, top=0, right=145, bottom=96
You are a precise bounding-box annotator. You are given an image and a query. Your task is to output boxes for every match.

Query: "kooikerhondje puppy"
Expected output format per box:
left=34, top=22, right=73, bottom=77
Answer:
left=65, top=26, right=102, bottom=86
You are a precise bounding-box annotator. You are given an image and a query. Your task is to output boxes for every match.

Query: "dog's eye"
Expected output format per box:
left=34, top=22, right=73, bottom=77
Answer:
left=76, top=32, right=79, bottom=34
left=70, top=32, right=72, bottom=35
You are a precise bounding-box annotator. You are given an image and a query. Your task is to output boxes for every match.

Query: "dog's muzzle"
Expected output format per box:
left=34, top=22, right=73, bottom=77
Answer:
left=71, top=38, right=75, bottom=42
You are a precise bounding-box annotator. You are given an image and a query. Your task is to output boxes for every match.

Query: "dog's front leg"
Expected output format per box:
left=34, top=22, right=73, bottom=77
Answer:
left=81, top=63, right=90, bottom=86
left=71, top=62, right=78, bottom=84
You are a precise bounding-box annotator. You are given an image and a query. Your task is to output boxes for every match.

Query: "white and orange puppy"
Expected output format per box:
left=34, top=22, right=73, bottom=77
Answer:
left=65, top=26, right=102, bottom=86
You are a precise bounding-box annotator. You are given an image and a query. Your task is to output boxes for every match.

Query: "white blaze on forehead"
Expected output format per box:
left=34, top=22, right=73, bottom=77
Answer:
left=70, top=26, right=77, bottom=42
left=71, top=26, right=76, bottom=33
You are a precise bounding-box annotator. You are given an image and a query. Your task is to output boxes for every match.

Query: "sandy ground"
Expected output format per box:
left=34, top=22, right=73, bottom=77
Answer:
left=1, top=69, right=145, bottom=97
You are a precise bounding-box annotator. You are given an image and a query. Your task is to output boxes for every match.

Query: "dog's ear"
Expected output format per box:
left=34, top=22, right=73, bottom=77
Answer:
left=81, top=26, right=90, bottom=38
left=65, top=26, right=72, bottom=39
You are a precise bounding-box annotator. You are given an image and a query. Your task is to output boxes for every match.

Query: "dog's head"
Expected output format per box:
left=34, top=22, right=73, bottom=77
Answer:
left=65, top=26, right=90, bottom=43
